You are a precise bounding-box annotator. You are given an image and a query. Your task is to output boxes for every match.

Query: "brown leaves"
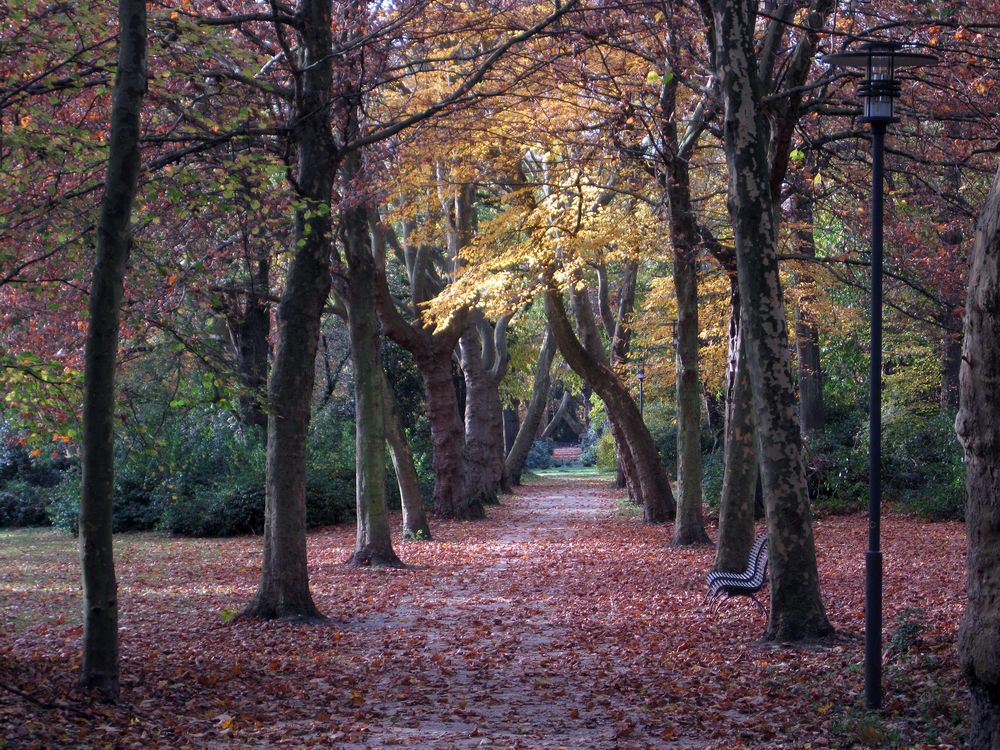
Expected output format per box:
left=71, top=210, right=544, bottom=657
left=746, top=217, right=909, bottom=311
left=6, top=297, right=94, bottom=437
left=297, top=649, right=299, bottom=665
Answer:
left=0, top=482, right=969, bottom=748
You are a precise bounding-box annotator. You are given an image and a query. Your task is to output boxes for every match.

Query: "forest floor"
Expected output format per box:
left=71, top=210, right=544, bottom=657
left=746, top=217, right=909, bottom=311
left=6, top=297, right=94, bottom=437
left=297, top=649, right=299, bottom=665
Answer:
left=1, top=473, right=967, bottom=749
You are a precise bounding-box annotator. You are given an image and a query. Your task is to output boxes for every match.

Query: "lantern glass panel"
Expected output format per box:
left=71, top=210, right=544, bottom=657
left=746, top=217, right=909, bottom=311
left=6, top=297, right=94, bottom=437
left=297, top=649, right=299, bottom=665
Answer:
left=865, top=51, right=895, bottom=120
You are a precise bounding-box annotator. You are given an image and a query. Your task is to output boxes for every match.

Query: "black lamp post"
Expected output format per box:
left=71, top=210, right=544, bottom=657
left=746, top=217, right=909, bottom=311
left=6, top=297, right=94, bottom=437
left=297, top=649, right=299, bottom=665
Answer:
left=820, top=41, right=937, bottom=711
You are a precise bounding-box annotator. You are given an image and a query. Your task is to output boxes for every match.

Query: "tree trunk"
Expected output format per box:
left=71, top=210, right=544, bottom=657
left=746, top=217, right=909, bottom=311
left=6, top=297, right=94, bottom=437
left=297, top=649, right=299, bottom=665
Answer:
left=503, top=405, right=519, bottom=458
left=461, top=315, right=510, bottom=506
left=957, top=165, right=1000, bottom=749
left=79, top=0, right=147, bottom=701
left=343, top=192, right=402, bottom=568
left=382, top=370, right=431, bottom=541
left=222, top=248, right=270, bottom=434
left=370, top=204, right=474, bottom=519
left=714, top=282, right=758, bottom=571
left=422, top=349, right=483, bottom=519
left=545, top=288, right=675, bottom=522
left=939, top=325, right=961, bottom=412
left=709, top=0, right=831, bottom=641
left=541, top=391, right=574, bottom=439
left=791, top=185, right=825, bottom=434
left=673, top=245, right=709, bottom=545
left=658, top=71, right=709, bottom=545
left=506, top=327, right=556, bottom=485
left=245, top=0, right=334, bottom=621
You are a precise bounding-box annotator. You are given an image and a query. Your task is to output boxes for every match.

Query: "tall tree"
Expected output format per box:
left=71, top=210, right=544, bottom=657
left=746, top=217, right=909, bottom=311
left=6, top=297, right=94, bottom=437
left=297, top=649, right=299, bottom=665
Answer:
left=79, top=0, right=147, bottom=700
left=244, top=0, right=334, bottom=619
left=957, top=165, right=1000, bottom=748
left=545, top=287, right=675, bottom=521
left=705, top=0, right=833, bottom=640
left=372, top=205, right=477, bottom=519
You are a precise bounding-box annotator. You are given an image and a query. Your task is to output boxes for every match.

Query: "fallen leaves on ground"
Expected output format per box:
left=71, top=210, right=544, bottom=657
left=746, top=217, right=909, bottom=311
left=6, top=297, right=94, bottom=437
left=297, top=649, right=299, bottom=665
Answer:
left=0, top=478, right=967, bottom=748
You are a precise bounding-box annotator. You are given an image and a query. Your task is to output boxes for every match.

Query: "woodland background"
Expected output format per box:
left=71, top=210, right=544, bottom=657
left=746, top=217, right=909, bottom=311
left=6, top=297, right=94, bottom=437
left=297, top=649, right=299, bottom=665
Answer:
left=1, top=0, right=999, bottom=746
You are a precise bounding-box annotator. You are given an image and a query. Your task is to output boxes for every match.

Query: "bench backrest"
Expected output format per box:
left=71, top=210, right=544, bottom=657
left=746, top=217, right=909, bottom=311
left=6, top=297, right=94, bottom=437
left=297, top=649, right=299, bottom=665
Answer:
left=747, top=533, right=768, bottom=574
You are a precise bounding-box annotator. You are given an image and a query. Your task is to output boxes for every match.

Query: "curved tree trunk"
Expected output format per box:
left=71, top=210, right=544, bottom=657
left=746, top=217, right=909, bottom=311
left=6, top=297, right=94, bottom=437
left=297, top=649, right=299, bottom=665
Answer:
left=245, top=0, right=334, bottom=621
left=709, top=0, right=831, bottom=641
left=79, top=0, right=147, bottom=701
left=957, top=165, right=1000, bottom=749
left=371, top=194, right=475, bottom=519
left=541, top=391, right=574, bottom=440
left=506, top=327, right=557, bottom=485
left=606, top=410, right=645, bottom=508
left=545, top=288, right=675, bottom=521
left=382, top=370, right=431, bottom=541
left=714, top=282, right=758, bottom=571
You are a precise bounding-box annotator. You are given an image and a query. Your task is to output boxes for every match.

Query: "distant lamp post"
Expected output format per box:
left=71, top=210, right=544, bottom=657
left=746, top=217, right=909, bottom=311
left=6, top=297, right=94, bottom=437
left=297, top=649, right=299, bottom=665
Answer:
left=821, top=40, right=937, bottom=712
left=636, top=362, right=646, bottom=419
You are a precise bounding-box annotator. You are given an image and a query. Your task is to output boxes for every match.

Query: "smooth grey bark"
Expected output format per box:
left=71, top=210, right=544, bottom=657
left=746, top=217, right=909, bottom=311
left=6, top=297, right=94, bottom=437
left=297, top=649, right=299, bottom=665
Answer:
left=461, top=314, right=510, bottom=505
left=245, top=0, right=334, bottom=620
left=546, top=288, right=675, bottom=522
left=714, top=280, right=758, bottom=571
left=506, top=326, right=557, bottom=485
left=708, top=0, right=832, bottom=641
left=791, top=182, right=825, bottom=434
left=79, top=0, right=147, bottom=702
left=343, top=187, right=402, bottom=568
left=957, top=165, right=1000, bottom=749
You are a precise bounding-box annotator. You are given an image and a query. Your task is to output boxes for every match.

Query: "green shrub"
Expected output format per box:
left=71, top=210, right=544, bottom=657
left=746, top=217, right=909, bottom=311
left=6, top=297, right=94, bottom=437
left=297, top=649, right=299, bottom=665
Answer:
left=0, top=479, right=49, bottom=527
left=304, top=409, right=357, bottom=526
left=701, top=449, right=725, bottom=512
left=803, top=427, right=868, bottom=516
left=802, top=405, right=965, bottom=520
left=406, top=416, right=436, bottom=504
left=526, top=438, right=553, bottom=469
left=882, top=409, right=964, bottom=520
left=595, top=432, right=617, bottom=473
left=46, top=473, right=81, bottom=534
left=160, top=483, right=265, bottom=537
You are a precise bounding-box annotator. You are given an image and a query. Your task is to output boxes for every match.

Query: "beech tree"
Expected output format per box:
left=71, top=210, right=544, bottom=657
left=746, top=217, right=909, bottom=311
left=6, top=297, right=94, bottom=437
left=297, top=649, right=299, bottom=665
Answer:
left=957, top=165, right=1000, bottom=748
left=705, top=0, right=833, bottom=640
left=79, top=0, right=147, bottom=700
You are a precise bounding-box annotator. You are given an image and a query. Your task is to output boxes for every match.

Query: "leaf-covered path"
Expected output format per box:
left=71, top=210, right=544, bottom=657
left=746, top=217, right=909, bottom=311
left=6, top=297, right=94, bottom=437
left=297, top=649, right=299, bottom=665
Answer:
left=1, top=476, right=968, bottom=748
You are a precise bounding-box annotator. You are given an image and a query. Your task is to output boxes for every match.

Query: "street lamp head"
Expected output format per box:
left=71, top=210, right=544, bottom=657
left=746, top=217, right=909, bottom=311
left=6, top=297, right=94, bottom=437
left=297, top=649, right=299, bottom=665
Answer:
left=636, top=363, right=645, bottom=382
left=821, top=41, right=938, bottom=123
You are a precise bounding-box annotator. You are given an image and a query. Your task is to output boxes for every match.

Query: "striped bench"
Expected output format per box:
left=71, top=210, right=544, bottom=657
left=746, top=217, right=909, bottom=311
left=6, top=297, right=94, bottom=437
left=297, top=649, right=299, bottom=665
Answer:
left=706, top=533, right=769, bottom=614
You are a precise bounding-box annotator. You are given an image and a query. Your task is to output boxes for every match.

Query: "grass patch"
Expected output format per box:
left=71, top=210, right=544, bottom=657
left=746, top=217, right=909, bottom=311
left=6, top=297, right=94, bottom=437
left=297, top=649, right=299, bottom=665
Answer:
left=528, top=466, right=615, bottom=480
